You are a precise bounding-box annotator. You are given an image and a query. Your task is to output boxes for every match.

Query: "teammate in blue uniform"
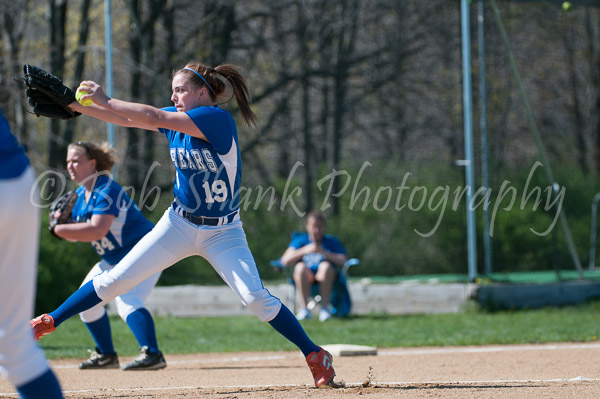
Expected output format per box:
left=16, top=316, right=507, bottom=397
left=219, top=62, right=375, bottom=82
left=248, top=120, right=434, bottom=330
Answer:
left=281, top=210, right=348, bottom=322
left=0, top=109, right=64, bottom=398
left=37, top=141, right=166, bottom=370
left=30, top=62, right=336, bottom=387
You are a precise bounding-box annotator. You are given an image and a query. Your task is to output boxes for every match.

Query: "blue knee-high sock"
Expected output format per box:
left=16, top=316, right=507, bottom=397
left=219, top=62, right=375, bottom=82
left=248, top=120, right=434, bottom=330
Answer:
left=268, top=304, right=320, bottom=357
left=17, top=369, right=63, bottom=399
left=125, top=308, right=159, bottom=353
left=84, top=312, right=116, bottom=355
left=50, top=281, right=102, bottom=327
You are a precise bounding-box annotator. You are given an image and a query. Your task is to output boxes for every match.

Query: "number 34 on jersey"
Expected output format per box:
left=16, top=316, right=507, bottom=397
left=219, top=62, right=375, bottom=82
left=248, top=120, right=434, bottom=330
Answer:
left=91, top=237, right=115, bottom=256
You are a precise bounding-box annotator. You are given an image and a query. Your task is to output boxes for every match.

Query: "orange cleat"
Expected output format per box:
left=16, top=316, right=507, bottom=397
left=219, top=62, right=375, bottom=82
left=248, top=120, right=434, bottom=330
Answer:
left=30, top=314, right=55, bottom=341
left=306, top=347, right=335, bottom=387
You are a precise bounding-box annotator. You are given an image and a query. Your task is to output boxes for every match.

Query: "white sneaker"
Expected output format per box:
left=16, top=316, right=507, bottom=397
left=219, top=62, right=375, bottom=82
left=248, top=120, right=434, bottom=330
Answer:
left=319, top=308, right=332, bottom=322
left=296, top=308, right=312, bottom=320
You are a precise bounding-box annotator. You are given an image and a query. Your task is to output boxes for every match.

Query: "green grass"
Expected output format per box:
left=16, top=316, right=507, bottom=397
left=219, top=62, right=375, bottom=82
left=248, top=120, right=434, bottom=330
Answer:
left=38, top=300, right=600, bottom=360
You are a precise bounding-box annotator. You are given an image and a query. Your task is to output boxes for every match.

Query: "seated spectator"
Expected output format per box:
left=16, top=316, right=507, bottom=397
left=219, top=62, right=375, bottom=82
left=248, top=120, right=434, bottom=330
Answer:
left=280, top=210, right=348, bottom=321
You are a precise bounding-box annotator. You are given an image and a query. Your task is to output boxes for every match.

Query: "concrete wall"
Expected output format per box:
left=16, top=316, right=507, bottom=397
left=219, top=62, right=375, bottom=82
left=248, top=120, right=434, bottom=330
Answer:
left=108, top=281, right=477, bottom=317
left=107, top=280, right=600, bottom=317
left=476, top=280, right=600, bottom=310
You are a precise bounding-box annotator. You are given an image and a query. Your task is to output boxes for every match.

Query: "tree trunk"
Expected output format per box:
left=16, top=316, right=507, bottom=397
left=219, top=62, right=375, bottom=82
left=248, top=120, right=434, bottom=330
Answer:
left=142, top=20, right=155, bottom=189
left=330, top=0, right=360, bottom=216
left=1, top=4, right=29, bottom=144
left=564, top=21, right=588, bottom=174
left=64, top=0, right=92, bottom=150
left=586, top=10, right=600, bottom=171
left=126, top=0, right=142, bottom=190
left=47, top=0, right=67, bottom=171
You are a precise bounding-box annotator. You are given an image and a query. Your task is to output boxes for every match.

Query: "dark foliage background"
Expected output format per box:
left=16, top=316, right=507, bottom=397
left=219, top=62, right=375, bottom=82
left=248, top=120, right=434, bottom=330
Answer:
left=2, top=0, right=600, bottom=311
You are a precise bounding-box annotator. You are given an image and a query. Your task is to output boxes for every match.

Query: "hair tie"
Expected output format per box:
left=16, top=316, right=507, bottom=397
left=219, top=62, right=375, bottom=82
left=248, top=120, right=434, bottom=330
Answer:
left=210, top=67, right=216, bottom=73
left=183, top=67, right=215, bottom=95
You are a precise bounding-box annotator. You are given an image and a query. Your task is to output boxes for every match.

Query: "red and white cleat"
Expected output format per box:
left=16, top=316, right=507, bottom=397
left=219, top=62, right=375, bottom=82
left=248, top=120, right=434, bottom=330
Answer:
left=306, top=347, right=335, bottom=387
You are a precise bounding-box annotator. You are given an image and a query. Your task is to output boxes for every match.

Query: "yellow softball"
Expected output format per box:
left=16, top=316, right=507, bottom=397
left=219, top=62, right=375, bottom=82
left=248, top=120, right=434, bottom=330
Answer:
left=76, top=86, right=93, bottom=106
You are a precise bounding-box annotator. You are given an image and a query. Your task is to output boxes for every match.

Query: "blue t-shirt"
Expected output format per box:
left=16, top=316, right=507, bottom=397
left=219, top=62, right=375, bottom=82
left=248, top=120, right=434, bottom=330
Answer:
left=288, top=233, right=347, bottom=268
left=158, top=106, right=241, bottom=217
left=71, top=175, right=154, bottom=265
left=0, top=110, right=29, bottom=179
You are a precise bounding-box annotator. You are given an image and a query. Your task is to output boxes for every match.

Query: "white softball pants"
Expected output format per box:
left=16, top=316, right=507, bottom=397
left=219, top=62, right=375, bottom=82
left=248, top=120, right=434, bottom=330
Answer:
left=93, top=207, right=282, bottom=322
left=79, top=259, right=161, bottom=323
left=0, top=167, right=54, bottom=386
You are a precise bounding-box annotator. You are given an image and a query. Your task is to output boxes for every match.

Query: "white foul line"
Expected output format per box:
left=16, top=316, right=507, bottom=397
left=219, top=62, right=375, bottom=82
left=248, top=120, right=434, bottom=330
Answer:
left=379, top=343, right=600, bottom=356
left=3, top=344, right=600, bottom=396
left=2, top=377, right=599, bottom=396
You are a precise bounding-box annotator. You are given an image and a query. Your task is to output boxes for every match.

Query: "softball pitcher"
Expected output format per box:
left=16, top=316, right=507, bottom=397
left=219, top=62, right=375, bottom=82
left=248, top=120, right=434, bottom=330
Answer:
left=31, top=62, right=336, bottom=387
left=0, top=109, right=64, bottom=398
left=46, top=141, right=165, bottom=370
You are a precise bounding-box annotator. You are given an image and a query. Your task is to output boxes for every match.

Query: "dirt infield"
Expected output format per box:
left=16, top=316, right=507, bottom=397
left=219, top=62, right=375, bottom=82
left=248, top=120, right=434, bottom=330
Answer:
left=2, top=342, right=600, bottom=398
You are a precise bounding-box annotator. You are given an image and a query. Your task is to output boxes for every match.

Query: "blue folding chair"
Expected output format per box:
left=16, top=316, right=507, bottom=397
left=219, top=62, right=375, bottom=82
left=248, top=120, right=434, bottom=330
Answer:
left=270, top=242, right=359, bottom=317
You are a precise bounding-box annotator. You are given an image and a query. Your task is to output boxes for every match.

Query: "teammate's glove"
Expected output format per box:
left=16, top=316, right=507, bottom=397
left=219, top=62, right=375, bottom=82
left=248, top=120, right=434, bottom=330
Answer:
left=48, top=191, right=78, bottom=239
left=23, top=64, right=81, bottom=120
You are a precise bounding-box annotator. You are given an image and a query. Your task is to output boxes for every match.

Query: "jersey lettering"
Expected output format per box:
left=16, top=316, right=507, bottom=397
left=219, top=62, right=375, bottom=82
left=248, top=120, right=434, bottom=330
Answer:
left=185, top=150, right=197, bottom=170
left=190, top=149, right=207, bottom=171
left=177, top=148, right=188, bottom=168
left=170, top=148, right=177, bottom=168
left=202, top=149, right=218, bottom=172
left=91, top=237, right=116, bottom=256
left=171, top=147, right=219, bottom=172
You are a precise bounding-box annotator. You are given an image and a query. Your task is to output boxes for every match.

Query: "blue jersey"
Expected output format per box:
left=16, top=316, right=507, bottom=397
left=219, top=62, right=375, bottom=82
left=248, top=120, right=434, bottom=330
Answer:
left=0, top=110, right=29, bottom=179
left=159, top=106, right=241, bottom=217
left=289, top=233, right=347, bottom=268
left=71, top=175, right=154, bottom=265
